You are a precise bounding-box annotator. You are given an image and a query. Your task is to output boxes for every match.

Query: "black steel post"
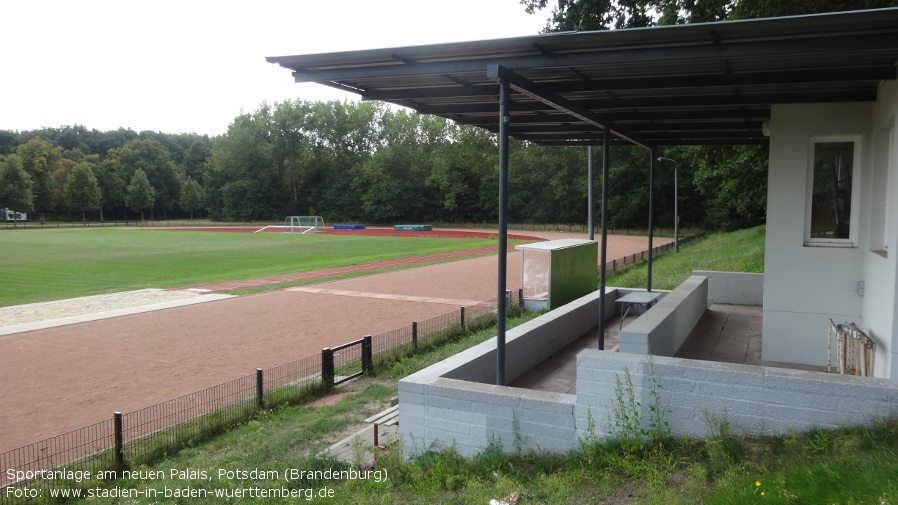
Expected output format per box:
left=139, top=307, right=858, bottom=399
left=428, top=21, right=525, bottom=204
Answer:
left=674, top=163, right=679, bottom=252
left=362, top=335, right=373, bottom=373
left=599, top=131, right=610, bottom=351
left=588, top=146, right=594, bottom=241
left=647, top=151, right=655, bottom=292
left=497, top=80, right=510, bottom=386
left=412, top=321, right=418, bottom=350
left=460, top=306, right=466, bottom=333
left=114, top=411, right=124, bottom=471
left=256, top=368, right=264, bottom=410
left=321, top=348, right=334, bottom=390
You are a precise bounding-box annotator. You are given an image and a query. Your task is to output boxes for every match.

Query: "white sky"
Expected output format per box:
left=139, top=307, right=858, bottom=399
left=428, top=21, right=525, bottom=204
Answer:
left=0, top=0, right=548, bottom=137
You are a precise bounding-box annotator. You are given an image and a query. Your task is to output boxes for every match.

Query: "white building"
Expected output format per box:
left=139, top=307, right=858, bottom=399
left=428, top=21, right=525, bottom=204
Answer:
left=765, top=84, right=898, bottom=378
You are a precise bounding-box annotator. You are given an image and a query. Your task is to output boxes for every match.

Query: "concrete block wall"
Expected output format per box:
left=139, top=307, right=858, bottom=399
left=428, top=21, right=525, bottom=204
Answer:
left=693, top=271, right=763, bottom=306
left=619, top=276, right=709, bottom=356
left=400, top=276, right=898, bottom=461
left=400, top=378, right=577, bottom=457
left=399, top=287, right=616, bottom=459
left=575, top=350, right=898, bottom=441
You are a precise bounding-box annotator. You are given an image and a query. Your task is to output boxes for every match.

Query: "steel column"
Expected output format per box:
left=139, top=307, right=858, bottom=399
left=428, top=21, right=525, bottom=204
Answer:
left=647, top=151, right=655, bottom=292
left=598, top=129, right=610, bottom=350
left=588, top=146, right=594, bottom=240
left=497, top=80, right=510, bottom=386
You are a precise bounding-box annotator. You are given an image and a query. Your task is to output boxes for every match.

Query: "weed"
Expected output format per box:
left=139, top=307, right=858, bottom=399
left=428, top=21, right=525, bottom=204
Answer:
left=607, top=356, right=671, bottom=456
left=701, top=410, right=743, bottom=478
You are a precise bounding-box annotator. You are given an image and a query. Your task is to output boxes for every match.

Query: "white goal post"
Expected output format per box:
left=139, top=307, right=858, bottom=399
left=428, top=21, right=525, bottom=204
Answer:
left=254, top=216, right=325, bottom=234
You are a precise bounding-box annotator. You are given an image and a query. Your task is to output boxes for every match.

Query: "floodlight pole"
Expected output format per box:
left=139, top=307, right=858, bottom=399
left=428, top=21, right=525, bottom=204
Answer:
left=657, top=157, right=679, bottom=252
left=496, top=80, right=510, bottom=386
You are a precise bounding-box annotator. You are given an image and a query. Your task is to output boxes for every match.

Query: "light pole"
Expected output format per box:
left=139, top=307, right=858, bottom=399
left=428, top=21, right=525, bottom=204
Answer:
left=657, top=157, right=679, bottom=252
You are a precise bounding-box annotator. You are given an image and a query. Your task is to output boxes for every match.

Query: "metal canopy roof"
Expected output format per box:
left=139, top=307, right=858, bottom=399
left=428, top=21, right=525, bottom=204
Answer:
left=268, top=8, right=898, bottom=147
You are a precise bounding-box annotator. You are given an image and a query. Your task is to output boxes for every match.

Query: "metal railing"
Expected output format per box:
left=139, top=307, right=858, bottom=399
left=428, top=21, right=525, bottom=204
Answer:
left=828, top=319, right=877, bottom=377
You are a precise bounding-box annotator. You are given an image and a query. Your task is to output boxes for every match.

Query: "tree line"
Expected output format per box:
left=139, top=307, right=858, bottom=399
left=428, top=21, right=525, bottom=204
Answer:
left=0, top=127, right=210, bottom=224
left=3, top=1, right=895, bottom=230
left=0, top=101, right=765, bottom=230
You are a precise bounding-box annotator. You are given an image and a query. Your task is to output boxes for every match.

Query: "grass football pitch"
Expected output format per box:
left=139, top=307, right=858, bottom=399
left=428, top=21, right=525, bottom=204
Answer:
left=0, top=229, right=502, bottom=308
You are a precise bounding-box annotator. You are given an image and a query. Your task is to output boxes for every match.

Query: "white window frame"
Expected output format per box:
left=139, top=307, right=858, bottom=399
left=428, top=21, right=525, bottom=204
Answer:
left=804, top=135, right=862, bottom=248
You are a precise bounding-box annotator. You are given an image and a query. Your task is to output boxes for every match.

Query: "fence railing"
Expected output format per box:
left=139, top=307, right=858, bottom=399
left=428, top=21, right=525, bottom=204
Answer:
left=606, top=232, right=706, bottom=273
left=0, top=294, right=514, bottom=503
left=828, top=319, right=877, bottom=377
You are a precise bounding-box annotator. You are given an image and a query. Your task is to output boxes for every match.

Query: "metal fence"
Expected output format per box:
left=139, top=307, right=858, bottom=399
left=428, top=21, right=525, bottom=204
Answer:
left=0, top=295, right=515, bottom=503
left=606, top=232, right=706, bottom=273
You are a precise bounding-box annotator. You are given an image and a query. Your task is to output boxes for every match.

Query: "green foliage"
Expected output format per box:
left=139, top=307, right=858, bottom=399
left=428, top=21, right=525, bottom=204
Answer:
left=179, top=177, right=205, bottom=219
left=63, top=161, right=102, bottom=223
left=125, top=168, right=155, bottom=220
left=523, top=0, right=898, bottom=34
left=607, top=357, right=671, bottom=456
left=0, top=154, right=34, bottom=217
left=687, top=145, right=768, bottom=231
left=16, top=136, right=61, bottom=216
left=608, top=225, right=765, bottom=290
left=112, top=139, right=181, bottom=217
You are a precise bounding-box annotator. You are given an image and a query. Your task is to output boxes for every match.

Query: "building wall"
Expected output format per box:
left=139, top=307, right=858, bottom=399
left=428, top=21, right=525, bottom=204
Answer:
left=864, top=79, right=898, bottom=379
left=764, top=101, right=874, bottom=369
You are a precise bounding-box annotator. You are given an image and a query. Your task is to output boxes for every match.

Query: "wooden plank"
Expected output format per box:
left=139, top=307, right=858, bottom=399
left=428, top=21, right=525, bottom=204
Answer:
left=364, top=405, right=399, bottom=424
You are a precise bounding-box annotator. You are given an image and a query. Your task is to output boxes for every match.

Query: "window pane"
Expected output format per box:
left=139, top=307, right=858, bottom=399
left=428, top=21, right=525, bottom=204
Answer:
left=810, top=142, right=854, bottom=239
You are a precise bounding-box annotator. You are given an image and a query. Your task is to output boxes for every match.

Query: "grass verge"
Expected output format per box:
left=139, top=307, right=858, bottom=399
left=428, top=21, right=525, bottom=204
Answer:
left=606, top=225, right=765, bottom=290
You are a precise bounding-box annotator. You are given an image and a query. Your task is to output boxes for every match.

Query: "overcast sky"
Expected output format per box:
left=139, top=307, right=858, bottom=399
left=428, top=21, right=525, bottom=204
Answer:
left=0, top=1, right=548, bottom=137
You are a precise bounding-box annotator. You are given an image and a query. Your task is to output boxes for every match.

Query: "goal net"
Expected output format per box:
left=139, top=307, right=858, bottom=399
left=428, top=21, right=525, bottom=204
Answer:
left=254, top=216, right=325, bottom=234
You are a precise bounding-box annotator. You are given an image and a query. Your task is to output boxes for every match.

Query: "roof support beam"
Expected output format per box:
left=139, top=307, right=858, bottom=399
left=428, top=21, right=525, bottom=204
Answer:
left=486, top=64, right=653, bottom=150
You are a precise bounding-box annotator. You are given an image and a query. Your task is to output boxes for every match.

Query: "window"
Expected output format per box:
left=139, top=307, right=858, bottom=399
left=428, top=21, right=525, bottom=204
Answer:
left=805, top=136, right=861, bottom=247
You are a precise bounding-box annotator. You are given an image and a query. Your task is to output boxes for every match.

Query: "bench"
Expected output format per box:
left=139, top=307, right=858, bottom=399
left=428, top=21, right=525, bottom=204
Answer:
left=364, top=399, right=399, bottom=450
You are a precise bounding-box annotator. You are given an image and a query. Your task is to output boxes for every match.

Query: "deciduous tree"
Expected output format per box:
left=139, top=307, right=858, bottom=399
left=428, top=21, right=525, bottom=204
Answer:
left=179, top=177, right=205, bottom=219
left=111, top=139, right=181, bottom=219
left=0, top=155, right=34, bottom=227
left=64, top=161, right=102, bottom=224
left=126, top=169, right=156, bottom=221
left=16, top=136, right=61, bottom=223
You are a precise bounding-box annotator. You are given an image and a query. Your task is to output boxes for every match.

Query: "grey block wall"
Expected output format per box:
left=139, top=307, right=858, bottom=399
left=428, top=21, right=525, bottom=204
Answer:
left=400, top=276, right=898, bottom=462
left=399, top=287, right=616, bottom=459
left=619, top=276, right=708, bottom=356
left=576, top=350, right=898, bottom=441
left=400, top=378, right=577, bottom=457
left=693, top=270, right=763, bottom=305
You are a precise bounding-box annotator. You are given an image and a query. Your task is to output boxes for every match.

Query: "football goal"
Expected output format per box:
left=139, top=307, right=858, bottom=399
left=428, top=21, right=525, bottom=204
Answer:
left=254, top=216, right=325, bottom=234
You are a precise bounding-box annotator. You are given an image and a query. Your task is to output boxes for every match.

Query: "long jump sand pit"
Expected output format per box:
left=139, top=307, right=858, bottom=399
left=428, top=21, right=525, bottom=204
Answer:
left=0, top=231, right=670, bottom=452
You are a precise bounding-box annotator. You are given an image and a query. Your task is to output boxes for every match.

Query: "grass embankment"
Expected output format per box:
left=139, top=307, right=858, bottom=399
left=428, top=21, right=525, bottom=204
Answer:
left=0, top=229, right=503, bottom=307
left=607, top=225, right=765, bottom=290
left=61, top=225, right=898, bottom=504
